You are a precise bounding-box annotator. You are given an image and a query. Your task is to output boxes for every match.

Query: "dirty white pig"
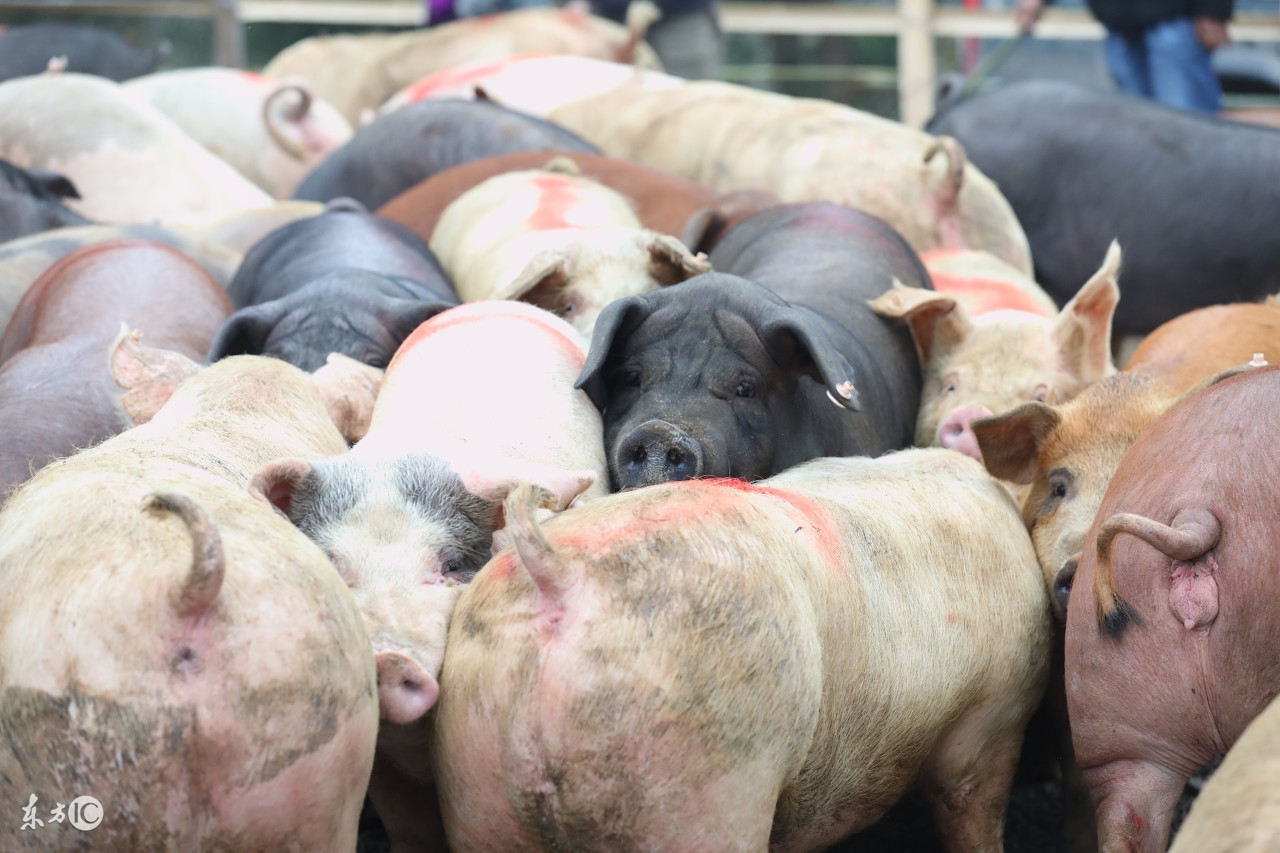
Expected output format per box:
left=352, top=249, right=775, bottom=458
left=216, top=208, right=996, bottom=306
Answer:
left=433, top=448, right=1052, bottom=853
left=429, top=165, right=709, bottom=336
left=250, top=300, right=606, bottom=853
left=0, top=340, right=377, bottom=852
left=871, top=241, right=1120, bottom=460
left=124, top=68, right=353, bottom=199
left=0, top=72, right=271, bottom=225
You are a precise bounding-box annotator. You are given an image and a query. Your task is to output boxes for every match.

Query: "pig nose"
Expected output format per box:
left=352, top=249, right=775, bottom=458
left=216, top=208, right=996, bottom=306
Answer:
left=375, top=650, right=440, bottom=726
left=615, top=419, right=705, bottom=490
left=1053, top=557, right=1079, bottom=621
left=938, top=405, right=993, bottom=461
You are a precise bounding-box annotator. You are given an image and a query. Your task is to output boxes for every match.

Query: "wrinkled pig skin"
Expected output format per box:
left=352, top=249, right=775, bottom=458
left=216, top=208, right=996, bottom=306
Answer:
left=428, top=167, right=709, bottom=337
left=124, top=68, right=354, bottom=200
left=535, top=68, right=1031, bottom=273
left=0, top=23, right=161, bottom=82
left=265, top=7, right=661, bottom=125
left=927, top=80, right=1280, bottom=335
left=291, top=98, right=599, bottom=210
left=1168, top=693, right=1280, bottom=853
left=1064, top=364, right=1280, bottom=853
left=0, top=73, right=272, bottom=226
left=0, top=240, right=232, bottom=500
left=378, top=150, right=779, bottom=257
left=0, top=352, right=378, bottom=852
left=0, top=158, right=94, bottom=242
left=578, top=202, right=923, bottom=490
left=251, top=300, right=605, bottom=853
left=210, top=203, right=459, bottom=371
left=432, top=449, right=1051, bottom=853
left=872, top=243, right=1120, bottom=462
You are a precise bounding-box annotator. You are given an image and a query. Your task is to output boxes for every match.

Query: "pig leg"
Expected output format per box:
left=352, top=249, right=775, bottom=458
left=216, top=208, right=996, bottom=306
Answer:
left=919, top=706, right=1027, bottom=852
left=1085, top=758, right=1185, bottom=853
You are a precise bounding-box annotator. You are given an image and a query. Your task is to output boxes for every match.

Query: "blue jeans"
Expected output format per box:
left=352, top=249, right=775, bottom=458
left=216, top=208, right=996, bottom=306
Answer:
left=1104, top=17, right=1223, bottom=113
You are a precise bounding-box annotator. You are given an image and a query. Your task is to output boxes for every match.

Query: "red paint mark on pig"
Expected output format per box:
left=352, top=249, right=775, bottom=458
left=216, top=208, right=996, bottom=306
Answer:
left=395, top=54, right=555, bottom=103
left=237, top=70, right=271, bottom=84
left=947, top=612, right=958, bottom=625
left=698, top=478, right=846, bottom=575
left=387, top=305, right=585, bottom=376
left=930, top=272, right=1053, bottom=317
left=526, top=175, right=582, bottom=232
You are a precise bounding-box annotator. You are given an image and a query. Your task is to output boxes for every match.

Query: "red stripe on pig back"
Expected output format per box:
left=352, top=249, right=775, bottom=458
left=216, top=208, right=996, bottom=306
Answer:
left=397, top=54, right=555, bottom=103
left=387, top=305, right=585, bottom=375
left=525, top=175, right=583, bottom=232
left=697, top=478, right=845, bottom=573
left=237, top=70, right=271, bottom=83
left=929, top=272, right=1052, bottom=317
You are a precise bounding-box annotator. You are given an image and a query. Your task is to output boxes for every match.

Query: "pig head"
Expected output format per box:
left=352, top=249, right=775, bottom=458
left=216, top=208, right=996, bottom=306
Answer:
left=577, top=273, right=876, bottom=489
left=0, top=158, right=93, bottom=242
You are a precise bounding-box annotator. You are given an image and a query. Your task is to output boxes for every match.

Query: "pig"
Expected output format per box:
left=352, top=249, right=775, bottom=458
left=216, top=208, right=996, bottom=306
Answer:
left=577, top=202, right=925, bottom=490
left=124, top=68, right=354, bottom=199
left=291, top=97, right=599, bottom=209
left=0, top=158, right=93, bottom=242
left=209, top=201, right=459, bottom=371
left=264, top=6, right=662, bottom=125
left=0, top=23, right=162, bottom=82
left=248, top=300, right=605, bottom=853
left=870, top=242, right=1120, bottom=461
left=0, top=72, right=272, bottom=225
left=444, top=60, right=1035, bottom=273
left=428, top=166, right=709, bottom=336
left=0, top=223, right=241, bottom=340
left=0, top=346, right=378, bottom=852
left=0, top=240, right=232, bottom=499
left=1063, top=363, right=1280, bottom=853
left=927, top=79, right=1280, bottom=334
left=1167, top=693, right=1280, bottom=853
left=377, top=149, right=779, bottom=256
left=432, top=448, right=1051, bottom=852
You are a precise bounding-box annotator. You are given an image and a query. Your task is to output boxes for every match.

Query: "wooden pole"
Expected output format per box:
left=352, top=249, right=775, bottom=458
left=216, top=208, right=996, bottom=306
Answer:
left=212, top=0, right=244, bottom=67
left=898, top=0, right=935, bottom=128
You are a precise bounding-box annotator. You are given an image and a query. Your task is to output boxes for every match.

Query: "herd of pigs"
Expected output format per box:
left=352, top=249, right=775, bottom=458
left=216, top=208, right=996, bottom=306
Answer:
left=0, top=9, right=1279, bottom=853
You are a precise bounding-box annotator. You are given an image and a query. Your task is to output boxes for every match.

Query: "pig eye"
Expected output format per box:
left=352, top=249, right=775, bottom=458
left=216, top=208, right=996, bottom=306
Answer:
left=622, top=368, right=642, bottom=388
left=444, top=559, right=463, bottom=575
left=735, top=379, right=756, bottom=398
left=1033, top=384, right=1049, bottom=404
left=557, top=301, right=577, bottom=317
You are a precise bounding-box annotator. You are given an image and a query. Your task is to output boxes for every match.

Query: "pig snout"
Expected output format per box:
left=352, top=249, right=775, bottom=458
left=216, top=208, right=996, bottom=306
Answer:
left=938, top=405, right=993, bottom=461
left=614, top=419, right=705, bottom=490
left=375, top=649, right=439, bottom=726
left=1053, top=556, right=1078, bottom=621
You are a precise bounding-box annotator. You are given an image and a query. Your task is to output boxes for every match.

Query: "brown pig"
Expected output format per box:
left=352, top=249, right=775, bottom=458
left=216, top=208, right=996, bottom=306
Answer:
left=0, top=240, right=232, bottom=500
left=432, top=448, right=1051, bottom=852
left=0, top=346, right=378, bottom=852
left=1064, top=363, right=1280, bottom=853
left=872, top=242, right=1120, bottom=462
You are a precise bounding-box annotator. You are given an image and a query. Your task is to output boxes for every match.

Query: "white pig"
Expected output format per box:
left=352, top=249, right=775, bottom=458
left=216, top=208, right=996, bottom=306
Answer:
left=433, top=449, right=1051, bottom=852
left=429, top=166, right=709, bottom=337
left=0, top=339, right=377, bottom=852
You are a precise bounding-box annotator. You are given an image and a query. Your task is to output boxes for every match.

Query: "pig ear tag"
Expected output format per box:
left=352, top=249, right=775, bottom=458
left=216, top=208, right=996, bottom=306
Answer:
left=826, top=380, right=859, bottom=411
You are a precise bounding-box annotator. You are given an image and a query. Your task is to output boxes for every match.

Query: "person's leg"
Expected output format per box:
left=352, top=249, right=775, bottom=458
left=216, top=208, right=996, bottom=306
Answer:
left=644, top=6, right=723, bottom=80
left=1104, top=28, right=1154, bottom=98
left=1144, top=17, right=1223, bottom=112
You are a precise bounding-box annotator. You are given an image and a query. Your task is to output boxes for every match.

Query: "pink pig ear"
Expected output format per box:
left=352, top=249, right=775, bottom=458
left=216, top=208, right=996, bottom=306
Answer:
left=110, top=326, right=203, bottom=425
left=375, top=650, right=440, bottom=725
left=248, top=457, right=314, bottom=518
left=462, top=462, right=596, bottom=512
left=311, top=353, right=383, bottom=445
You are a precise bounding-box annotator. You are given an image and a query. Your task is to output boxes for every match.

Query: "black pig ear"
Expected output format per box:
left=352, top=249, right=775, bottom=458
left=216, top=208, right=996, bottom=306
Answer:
left=382, top=298, right=455, bottom=341
left=759, top=306, right=862, bottom=412
left=574, top=296, right=653, bottom=411
left=26, top=167, right=81, bottom=200
left=206, top=303, right=285, bottom=364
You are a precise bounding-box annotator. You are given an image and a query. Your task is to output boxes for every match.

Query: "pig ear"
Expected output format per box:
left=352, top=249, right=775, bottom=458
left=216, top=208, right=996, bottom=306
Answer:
left=759, top=306, right=862, bottom=411
left=381, top=297, right=454, bottom=342
left=681, top=191, right=778, bottom=256
left=463, top=463, right=596, bottom=511
left=575, top=295, right=653, bottom=410
left=206, top=302, right=285, bottom=363
left=646, top=233, right=711, bottom=286
left=375, top=650, right=440, bottom=725
left=868, top=280, right=969, bottom=365
left=110, top=326, right=203, bottom=425
left=503, top=250, right=573, bottom=304
left=26, top=167, right=81, bottom=200
left=971, top=401, right=1061, bottom=486
left=248, top=457, right=315, bottom=519
left=1054, top=241, right=1121, bottom=383
left=311, top=354, right=383, bottom=445
left=681, top=207, right=728, bottom=257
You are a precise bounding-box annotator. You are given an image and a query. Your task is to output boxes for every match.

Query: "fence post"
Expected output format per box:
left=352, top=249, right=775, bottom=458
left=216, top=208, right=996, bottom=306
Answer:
left=898, top=0, right=935, bottom=128
left=212, top=0, right=245, bottom=67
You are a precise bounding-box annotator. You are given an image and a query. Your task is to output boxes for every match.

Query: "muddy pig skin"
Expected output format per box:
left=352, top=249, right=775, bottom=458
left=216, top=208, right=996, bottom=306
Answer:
left=1065, top=363, right=1280, bottom=852
left=0, top=350, right=377, bottom=852
left=433, top=448, right=1051, bottom=853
